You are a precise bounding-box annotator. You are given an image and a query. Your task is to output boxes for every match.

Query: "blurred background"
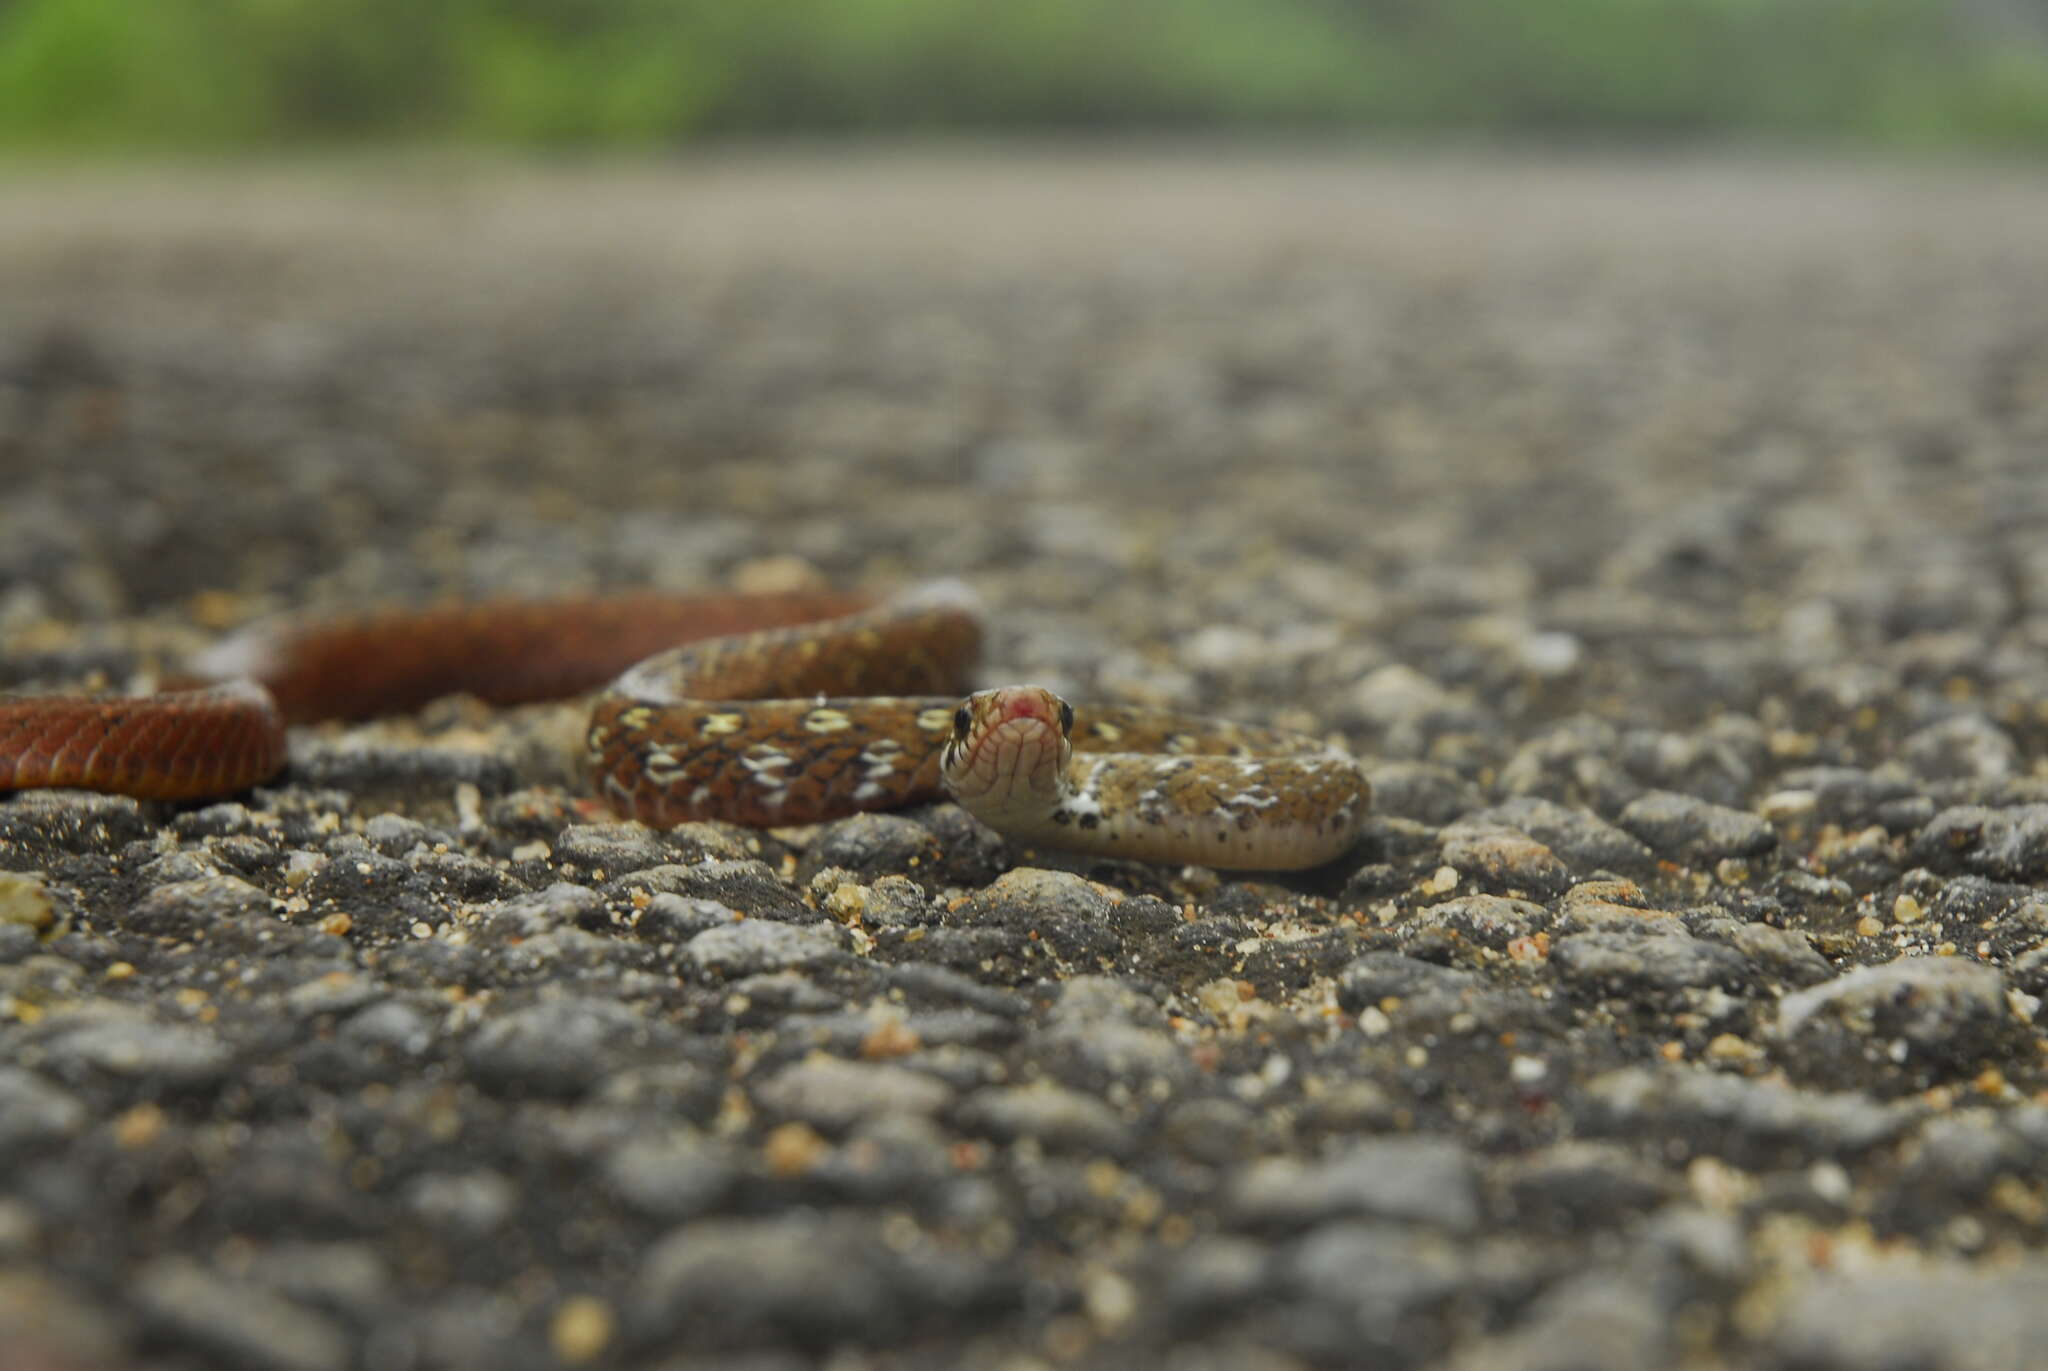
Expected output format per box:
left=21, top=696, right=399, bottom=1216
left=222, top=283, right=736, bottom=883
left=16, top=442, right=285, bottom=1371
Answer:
left=3, top=0, right=2047, bottom=153
left=2, top=0, right=2044, bottom=726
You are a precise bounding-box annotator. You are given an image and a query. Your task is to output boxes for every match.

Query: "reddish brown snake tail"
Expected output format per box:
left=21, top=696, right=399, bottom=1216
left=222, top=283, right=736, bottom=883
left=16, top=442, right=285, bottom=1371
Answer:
left=0, top=590, right=884, bottom=802
left=0, top=683, right=288, bottom=802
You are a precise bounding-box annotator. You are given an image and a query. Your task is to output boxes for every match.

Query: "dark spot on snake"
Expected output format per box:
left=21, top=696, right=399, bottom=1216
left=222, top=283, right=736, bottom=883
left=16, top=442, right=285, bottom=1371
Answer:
left=1079, top=813, right=1101, bottom=830
left=1052, top=809, right=1072, bottom=825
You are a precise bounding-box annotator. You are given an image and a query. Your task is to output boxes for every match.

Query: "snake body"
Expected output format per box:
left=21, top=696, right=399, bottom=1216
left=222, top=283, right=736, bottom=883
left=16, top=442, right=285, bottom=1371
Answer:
left=2, top=585, right=1369, bottom=870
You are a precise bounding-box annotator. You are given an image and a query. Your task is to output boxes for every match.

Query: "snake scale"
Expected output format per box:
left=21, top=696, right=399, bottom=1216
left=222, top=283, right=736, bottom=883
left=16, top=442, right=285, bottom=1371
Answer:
left=1, top=584, right=1369, bottom=870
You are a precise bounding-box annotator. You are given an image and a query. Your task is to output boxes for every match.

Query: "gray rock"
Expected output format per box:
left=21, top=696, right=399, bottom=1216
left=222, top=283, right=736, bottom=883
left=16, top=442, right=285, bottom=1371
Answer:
left=1552, top=930, right=1750, bottom=994
left=1898, top=712, right=2018, bottom=785
left=1465, top=796, right=1657, bottom=873
left=30, top=1011, right=233, bottom=1088
left=464, top=997, right=662, bottom=1098
left=551, top=821, right=670, bottom=874
left=336, top=1000, right=438, bottom=1058
left=948, top=868, right=1128, bottom=963
left=1616, top=790, right=1776, bottom=866
left=1445, top=1271, right=1671, bottom=1371
left=133, top=1256, right=349, bottom=1371
left=1394, top=895, right=1549, bottom=950
left=126, top=875, right=273, bottom=936
left=634, top=893, right=740, bottom=941
left=1439, top=821, right=1573, bottom=898
left=960, top=1081, right=1134, bottom=1155
left=253, top=1241, right=390, bottom=1320
left=404, top=1169, right=519, bottom=1238
left=1582, top=1067, right=1916, bottom=1168
left=1764, top=1259, right=2048, bottom=1371
left=793, top=813, right=945, bottom=886
left=1911, top=804, right=2048, bottom=881
left=362, top=812, right=452, bottom=857
left=1337, top=952, right=1484, bottom=1013
left=1691, top=919, right=1834, bottom=987
left=1278, top=1220, right=1476, bottom=1327
left=604, top=860, right=810, bottom=921
left=1494, top=1142, right=1676, bottom=1234
left=1230, top=1137, right=1481, bottom=1233
left=684, top=919, right=848, bottom=977
left=1776, top=955, right=2024, bottom=1088
left=631, top=1213, right=985, bottom=1344
left=474, top=881, right=606, bottom=939
left=0, top=1067, right=86, bottom=1158
left=602, top=1129, right=739, bottom=1221
left=1161, top=1098, right=1265, bottom=1165
left=754, top=1055, right=953, bottom=1131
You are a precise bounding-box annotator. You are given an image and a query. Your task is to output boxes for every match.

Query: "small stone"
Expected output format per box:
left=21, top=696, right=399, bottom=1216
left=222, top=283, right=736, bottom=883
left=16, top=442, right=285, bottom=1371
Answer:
left=1439, top=821, right=1573, bottom=898
left=126, top=875, right=273, bottom=937
left=1616, top=790, right=1776, bottom=866
left=794, top=813, right=945, bottom=886
left=29, top=1011, right=233, bottom=1088
left=634, top=893, right=740, bottom=942
left=0, top=1067, right=86, bottom=1158
left=1228, top=1136, right=1480, bottom=1232
left=0, top=871, right=56, bottom=931
left=684, top=920, right=848, bottom=977
left=134, top=1257, right=349, bottom=1371
left=405, top=1170, right=519, bottom=1237
left=465, top=997, right=666, bottom=1098
left=602, top=1129, right=737, bottom=1221
left=960, top=1081, right=1134, bottom=1155
left=1777, top=955, right=2025, bottom=1089
left=949, top=868, right=1128, bottom=964
left=754, top=1054, right=952, bottom=1132
left=549, top=1295, right=615, bottom=1365
left=1582, top=1067, right=1915, bottom=1168
left=552, top=822, right=669, bottom=874
left=1552, top=931, right=1750, bottom=995
left=1910, top=804, right=2048, bottom=881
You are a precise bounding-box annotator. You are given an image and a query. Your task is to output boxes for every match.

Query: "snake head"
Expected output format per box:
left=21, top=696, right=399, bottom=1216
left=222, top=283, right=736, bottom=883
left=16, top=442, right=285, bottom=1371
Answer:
left=939, top=685, right=1076, bottom=817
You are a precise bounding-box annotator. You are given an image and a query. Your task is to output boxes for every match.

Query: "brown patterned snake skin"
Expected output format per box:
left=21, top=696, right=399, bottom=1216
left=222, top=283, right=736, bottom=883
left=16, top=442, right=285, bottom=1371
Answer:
left=2, top=583, right=1370, bottom=869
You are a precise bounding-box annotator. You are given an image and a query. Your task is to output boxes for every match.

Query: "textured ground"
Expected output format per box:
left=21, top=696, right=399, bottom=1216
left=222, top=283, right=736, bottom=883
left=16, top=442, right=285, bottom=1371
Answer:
left=3, top=150, right=2048, bottom=1371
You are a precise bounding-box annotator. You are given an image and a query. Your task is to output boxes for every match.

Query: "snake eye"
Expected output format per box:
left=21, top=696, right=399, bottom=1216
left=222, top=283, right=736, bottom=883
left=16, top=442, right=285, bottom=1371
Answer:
left=1057, top=701, right=1075, bottom=735
left=952, top=706, right=971, bottom=738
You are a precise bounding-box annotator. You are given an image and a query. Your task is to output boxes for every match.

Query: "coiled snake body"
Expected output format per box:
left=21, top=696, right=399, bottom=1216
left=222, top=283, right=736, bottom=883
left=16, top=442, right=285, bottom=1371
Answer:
left=2, top=585, right=1368, bottom=870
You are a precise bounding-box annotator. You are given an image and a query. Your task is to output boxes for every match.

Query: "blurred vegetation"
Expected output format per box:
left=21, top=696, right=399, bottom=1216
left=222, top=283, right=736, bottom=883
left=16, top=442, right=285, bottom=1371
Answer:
left=1, top=0, right=2046, bottom=152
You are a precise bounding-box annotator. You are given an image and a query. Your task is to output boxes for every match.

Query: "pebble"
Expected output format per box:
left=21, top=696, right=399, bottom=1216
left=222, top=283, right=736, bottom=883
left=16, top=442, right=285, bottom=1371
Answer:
left=753, top=1053, right=953, bottom=1131
left=1776, top=955, right=2024, bottom=1088
left=1582, top=1067, right=1916, bottom=1168
left=1229, top=1136, right=1481, bottom=1233
left=125, top=874, right=273, bottom=936
left=1551, top=930, right=1751, bottom=995
left=464, top=997, right=673, bottom=1098
left=133, top=1256, right=350, bottom=1371
left=959, top=1081, right=1135, bottom=1155
left=601, top=1129, right=739, bottom=1221
left=1438, top=820, right=1574, bottom=898
left=1910, top=804, right=2048, bottom=881
left=1615, top=790, right=1777, bottom=866
left=26, top=1010, right=233, bottom=1089
left=1764, top=1260, right=2048, bottom=1371
left=683, top=919, right=849, bottom=977
left=0, top=870, right=57, bottom=932
left=630, top=1213, right=987, bottom=1346
left=0, top=1066, right=87, bottom=1158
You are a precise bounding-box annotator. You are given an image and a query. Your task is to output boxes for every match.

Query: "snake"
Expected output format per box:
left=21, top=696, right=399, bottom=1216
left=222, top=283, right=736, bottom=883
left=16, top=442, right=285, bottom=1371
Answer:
left=1, top=584, right=1369, bottom=870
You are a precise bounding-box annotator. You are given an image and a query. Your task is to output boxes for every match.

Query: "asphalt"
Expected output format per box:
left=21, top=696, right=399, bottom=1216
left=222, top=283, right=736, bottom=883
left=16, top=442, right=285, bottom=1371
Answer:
left=3, top=149, right=2048, bottom=1371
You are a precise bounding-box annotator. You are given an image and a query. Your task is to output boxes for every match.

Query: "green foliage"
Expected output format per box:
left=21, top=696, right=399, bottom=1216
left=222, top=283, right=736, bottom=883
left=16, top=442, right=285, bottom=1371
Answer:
left=0, top=0, right=2043, bottom=151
